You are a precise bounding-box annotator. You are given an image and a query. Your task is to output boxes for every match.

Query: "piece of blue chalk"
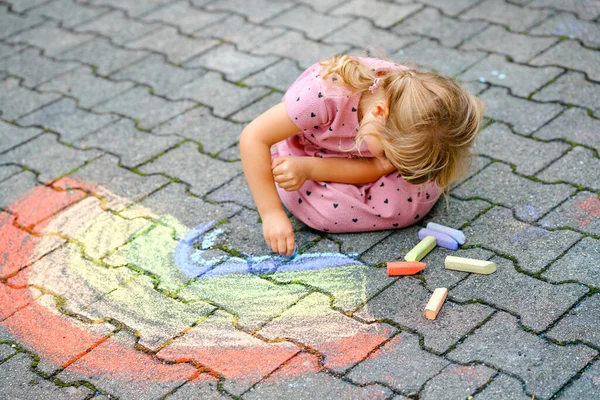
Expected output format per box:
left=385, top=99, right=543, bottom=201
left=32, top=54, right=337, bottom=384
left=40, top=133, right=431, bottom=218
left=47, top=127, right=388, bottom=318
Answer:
left=418, top=228, right=458, bottom=250
left=284, top=246, right=298, bottom=260
left=426, top=222, right=466, bottom=245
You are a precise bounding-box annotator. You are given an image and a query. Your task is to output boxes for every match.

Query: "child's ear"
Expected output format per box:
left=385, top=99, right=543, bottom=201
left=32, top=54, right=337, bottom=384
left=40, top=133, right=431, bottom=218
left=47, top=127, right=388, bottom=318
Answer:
left=372, top=102, right=389, bottom=118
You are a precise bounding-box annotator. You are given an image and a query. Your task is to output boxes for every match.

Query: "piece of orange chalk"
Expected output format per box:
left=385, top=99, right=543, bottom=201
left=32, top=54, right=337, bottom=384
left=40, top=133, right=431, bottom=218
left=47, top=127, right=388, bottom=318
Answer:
left=386, top=261, right=426, bottom=276
left=424, top=288, right=448, bottom=320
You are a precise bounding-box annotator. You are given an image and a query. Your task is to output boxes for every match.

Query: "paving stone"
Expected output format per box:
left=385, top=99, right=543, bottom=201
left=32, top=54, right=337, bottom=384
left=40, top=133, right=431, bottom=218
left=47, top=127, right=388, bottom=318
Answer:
left=260, top=293, right=395, bottom=372
left=165, top=374, right=227, bottom=400
left=328, top=230, right=391, bottom=256
left=1, top=133, right=103, bottom=183
left=542, top=237, right=600, bottom=287
left=528, top=0, right=600, bottom=20
left=154, top=107, right=241, bottom=154
left=194, top=14, right=286, bottom=52
left=0, top=48, right=79, bottom=87
left=416, top=0, right=482, bottom=16
left=252, top=31, right=350, bottom=70
left=142, top=1, right=227, bottom=34
left=530, top=12, right=600, bottom=48
left=0, top=6, right=44, bottom=40
left=537, top=146, right=600, bottom=191
left=460, top=80, right=488, bottom=95
left=38, top=65, right=135, bottom=108
left=28, top=0, right=109, bottom=28
left=547, top=294, right=600, bottom=347
left=245, top=352, right=392, bottom=400
left=139, top=142, right=241, bottom=197
left=532, top=71, right=600, bottom=115
left=74, top=10, right=161, bottom=45
left=206, top=174, right=255, bottom=209
left=399, top=38, right=487, bottom=77
left=0, top=353, right=91, bottom=399
left=18, top=98, right=118, bottom=142
left=0, top=166, right=22, bottom=183
left=57, top=331, right=198, bottom=400
left=243, top=59, right=303, bottom=92
left=394, top=7, right=488, bottom=47
left=425, top=195, right=491, bottom=229
left=472, top=373, right=531, bottom=400
left=56, top=37, right=150, bottom=76
left=360, top=225, right=422, bottom=265
left=453, top=162, right=576, bottom=222
left=465, top=206, right=582, bottom=273
left=230, top=92, right=282, bottom=123
left=267, top=4, right=353, bottom=40
left=211, top=208, right=275, bottom=255
left=459, top=53, right=562, bottom=97
left=0, top=171, right=38, bottom=210
left=4, top=0, right=52, bottom=13
left=74, top=118, right=181, bottom=167
left=346, top=331, right=449, bottom=396
left=216, top=144, right=240, bottom=161
left=0, top=119, right=40, bottom=153
left=449, top=156, right=494, bottom=191
left=205, top=0, right=295, bottom=24
left=533, top=108, right=600, bottom=153
left=332, top=0, right=421, bottom=28
left=479, top=87, right=564, bottom=135
left=448, top=312, right=597, bottom=399
left=355, top=277, right=495, bottom=352
left=112, top=54, right=204, bottom=96
left=420, top=364, right=496, bottom=400
left=0, top=343, right=16, bottom=362
left=530, top=40, right=600, bottom=82
left=558, top=360, right=600, bottom=400
left=0, top=280, right=38, bottom=321
left=93, top=86, right=195, bottom=130
left=6, top=21, right=94, bottom=56
left=461, top=0, right=551, bottom=31
left=0, top=42, right=26, bottom=60
left=539, top=191, right=600, bottom=236
left=461, top=25, right=558, bottom=63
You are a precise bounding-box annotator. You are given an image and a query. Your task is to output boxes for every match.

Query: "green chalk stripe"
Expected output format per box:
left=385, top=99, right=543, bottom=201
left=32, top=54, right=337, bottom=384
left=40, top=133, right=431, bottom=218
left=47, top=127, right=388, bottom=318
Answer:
left=404, top=236, right=436, bottom=262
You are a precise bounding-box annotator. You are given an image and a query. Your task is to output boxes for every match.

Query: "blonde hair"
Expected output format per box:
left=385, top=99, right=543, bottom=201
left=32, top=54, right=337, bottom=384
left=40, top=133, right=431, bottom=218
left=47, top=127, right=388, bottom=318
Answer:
left=319, top=54, right=485, bottom=194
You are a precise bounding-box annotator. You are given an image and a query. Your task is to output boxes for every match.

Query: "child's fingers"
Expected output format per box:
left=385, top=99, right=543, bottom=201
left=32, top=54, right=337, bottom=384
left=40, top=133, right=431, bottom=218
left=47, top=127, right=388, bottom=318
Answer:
left=286, top=236, right=295, bottom=257
left=276, top=235, right=289, bottom=256
left=271, top=157, right=286, bottom=170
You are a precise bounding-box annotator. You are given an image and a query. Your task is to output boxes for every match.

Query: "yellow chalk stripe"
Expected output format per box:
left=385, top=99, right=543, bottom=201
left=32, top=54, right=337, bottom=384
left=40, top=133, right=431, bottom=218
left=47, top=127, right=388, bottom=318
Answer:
left=444, top=256, right=496, bottom=274
left=404, top=236, right=437, bottom=262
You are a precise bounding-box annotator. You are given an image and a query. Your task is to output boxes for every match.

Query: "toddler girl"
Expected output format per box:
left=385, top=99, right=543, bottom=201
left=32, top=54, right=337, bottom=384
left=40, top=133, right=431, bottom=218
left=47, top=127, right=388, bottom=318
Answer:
left=240, top=54, right=485, bottom=257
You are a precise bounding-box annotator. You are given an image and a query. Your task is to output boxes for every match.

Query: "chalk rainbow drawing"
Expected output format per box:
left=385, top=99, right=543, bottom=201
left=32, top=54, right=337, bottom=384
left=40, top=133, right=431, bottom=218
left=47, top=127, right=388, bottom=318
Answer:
left=0, top=177, right=393, bottom=395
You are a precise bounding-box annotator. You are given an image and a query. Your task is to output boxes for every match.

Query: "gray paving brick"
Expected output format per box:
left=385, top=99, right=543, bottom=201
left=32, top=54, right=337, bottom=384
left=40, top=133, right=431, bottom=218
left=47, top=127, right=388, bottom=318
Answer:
left=448, top=312, right=597, bottom=399
left=18, top=97, right=118, bottom=142
left=167, top=71, right=270, bottom=117
left=539, top=191, right=600, bottom=236
left=472, top=373, right=531, bottom=400
left=530, top=40, right=600, bottom=82
left=460, top=80, right=488, bottom=95
left=205, top=0, right=295, bottom=24
left=547, top=294, right=600, bottom=347
left=453, top=162, right=576, bottom=222
left=532, top=71, right=600, bottom=115
left=205, top=174, right=255, bottom=209
left=28, top=0, right=109, bottom=28
left=0, top=77, right=61, bottom=121
left=399, top=38, right=487, bottom=77
left=245, top=353, right=392, bottom=400
left=230, top=92, right=282, bottom=123
left=479, top=87, right=564, bottom=135
left=212, top=208, right=277, bottom=255
left=138, top=141, right=241, bottom=197
left=558, top=361, right=600, bottom=400
left=267, top=4, right=353, bottom=40
left=0, top=353, right=91, bottom=400
left=452, top=257, right=588, bottom=331
left=393, top=7, right=488, bottom=47
left=0, top=48, right=80, bottom=87
left=194, top=14, right=286, bottom=52
left=533, top=108, right=600, bottom=153
left=542, top=236, right=600, bottom=287
left=4, top=0, right=51, bottom=12
left=461, top=0, right=551, bottom=31
left=56, top=37, right=149, bottom=76
left=450, top=156, right=493, bottom=189
left=461, top=25, right=558, bottom=62
left=74, top=118, right=182, bottom=167
left=528, top=0, right=600, bottom=21
left=328, top=230, right=391, bottom=256
left=459, top=53, right=562, bottom=97
left=243, top=58, right=304, bottom=91
left=165, top=375, right=228, bottom=400
left=85, top=0, right=174, bottom=17
left=142, top=1, right=228, bottom=34
left=356, top=277, right=495, bottom=352
left=0, top=42, right=26, bottom=60
left=360, top=225, right=422, bottom=265
left=464, top=206, right=582, bottom=273
left=529, top=12, right=600, bottom=48
left=424, top=197, right=491, bottom=229
left=347, top=331, right=449, bottom=396
left=184, top=44, right=279, bottom=81
left=93, top=86, right=195, bottom=130
left=6, top=21, right=94, bottom=56
left=74, top=10, right=161, bottom=45
left=0, top=171, right=38, bottom=209
left=421, top=364, right=496, bottom=400
left=216, top=144, right=240, bottom=161
left=331, top=0, right=422, bottom=28
left=0, top=165, right=22, bottom=183
left=1, top=133, right=103, bottom=183
left=416, top=0, right=482, bottom=16
left=0, top=6, right=44, bottom=40
left=0, top=343, right=16, bottom=362
left=127, top=26, right=219, bottom=64
left=252, top=31, right=350, bottom=70
left=536, top=146, right=600, bottom=191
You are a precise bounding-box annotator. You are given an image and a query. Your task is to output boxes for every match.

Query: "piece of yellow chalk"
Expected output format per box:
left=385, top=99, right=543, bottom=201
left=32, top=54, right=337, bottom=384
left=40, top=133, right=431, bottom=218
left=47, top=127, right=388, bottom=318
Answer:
left=444, top=256, right=496, bottom=274
left=404, top=236, right=437, bottom=262
left=424, top=288, right=448, bottom=320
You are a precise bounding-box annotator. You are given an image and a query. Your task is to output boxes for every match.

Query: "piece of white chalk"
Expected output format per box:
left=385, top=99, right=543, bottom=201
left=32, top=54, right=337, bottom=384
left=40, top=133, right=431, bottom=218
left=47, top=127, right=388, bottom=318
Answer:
left=404, top=236, right=437, bottom=262
left=418, top=228, right=458, bottom=250
left=426, top=222, right=466, bottom=245
left=424, top=288, right=448, bottom=320
left=445, top=256, right=496, bottom=274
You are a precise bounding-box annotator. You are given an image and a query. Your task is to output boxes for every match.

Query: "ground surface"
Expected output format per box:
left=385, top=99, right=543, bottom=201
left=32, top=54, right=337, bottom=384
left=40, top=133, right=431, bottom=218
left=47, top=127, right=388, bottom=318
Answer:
left=0, top=0, right=599, bottom=399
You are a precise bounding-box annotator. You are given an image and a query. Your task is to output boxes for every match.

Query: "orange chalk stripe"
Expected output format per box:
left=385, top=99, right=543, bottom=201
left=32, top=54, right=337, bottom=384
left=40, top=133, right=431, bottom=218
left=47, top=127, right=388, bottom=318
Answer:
left=424, top=288, right=448, bottom=320
left=386, top=261, right=426, bottom=276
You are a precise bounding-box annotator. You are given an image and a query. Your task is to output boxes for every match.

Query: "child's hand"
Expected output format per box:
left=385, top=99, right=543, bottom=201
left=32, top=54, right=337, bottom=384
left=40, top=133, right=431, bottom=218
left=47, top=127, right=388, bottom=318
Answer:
left=271, top=156, right=309, bottom=191
left=262, top=210, right=296, bottom=257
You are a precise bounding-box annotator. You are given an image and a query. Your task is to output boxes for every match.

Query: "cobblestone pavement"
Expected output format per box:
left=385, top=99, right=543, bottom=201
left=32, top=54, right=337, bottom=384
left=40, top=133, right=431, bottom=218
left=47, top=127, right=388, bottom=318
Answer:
left=1, top=0, right=599, bottom=399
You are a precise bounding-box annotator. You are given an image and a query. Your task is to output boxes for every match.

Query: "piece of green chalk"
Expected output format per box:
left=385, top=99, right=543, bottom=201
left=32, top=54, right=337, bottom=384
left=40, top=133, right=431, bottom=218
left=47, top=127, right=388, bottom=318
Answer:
left=404, top=236, right=437, bottom=262
left=444, top=256, right=496, bottom=274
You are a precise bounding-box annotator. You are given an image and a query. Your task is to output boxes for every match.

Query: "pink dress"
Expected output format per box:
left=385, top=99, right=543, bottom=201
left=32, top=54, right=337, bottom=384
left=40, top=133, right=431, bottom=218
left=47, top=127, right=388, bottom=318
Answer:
left=274, top=57, right=441, bottom=233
